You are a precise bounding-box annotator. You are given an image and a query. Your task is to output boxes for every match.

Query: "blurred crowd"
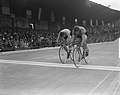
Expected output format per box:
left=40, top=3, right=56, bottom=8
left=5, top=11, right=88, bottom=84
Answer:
left=86, top=26, right=120, bottom=43
left=0, top=25, right=119, bottom=52
left=0, top=26, right=58, bottom=51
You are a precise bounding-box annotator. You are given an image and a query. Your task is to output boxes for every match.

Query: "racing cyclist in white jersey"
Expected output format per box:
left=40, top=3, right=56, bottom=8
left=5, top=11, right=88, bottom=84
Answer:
left=57, top=29, right=72, bottom=58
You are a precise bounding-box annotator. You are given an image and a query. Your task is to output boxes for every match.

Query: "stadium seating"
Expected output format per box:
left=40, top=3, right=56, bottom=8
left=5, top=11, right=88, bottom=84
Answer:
left=0, top=14, right=119, bottom=52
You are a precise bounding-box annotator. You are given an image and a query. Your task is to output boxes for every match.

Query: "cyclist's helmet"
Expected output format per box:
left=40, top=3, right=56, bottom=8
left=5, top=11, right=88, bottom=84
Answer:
left=73, top=25, right=81, bottom=35
left=73, top=25, right=80, bottom=32
left=59, top=32, right=65, bottom=37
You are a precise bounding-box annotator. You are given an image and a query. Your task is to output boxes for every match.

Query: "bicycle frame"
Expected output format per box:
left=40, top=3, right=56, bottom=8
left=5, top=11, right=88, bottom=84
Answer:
left=59, top=45, right=73, bottom=64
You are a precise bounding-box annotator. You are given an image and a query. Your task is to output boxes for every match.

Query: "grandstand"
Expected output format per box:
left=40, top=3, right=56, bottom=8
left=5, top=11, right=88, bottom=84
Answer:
left=0, top=0, right=120, bottom=51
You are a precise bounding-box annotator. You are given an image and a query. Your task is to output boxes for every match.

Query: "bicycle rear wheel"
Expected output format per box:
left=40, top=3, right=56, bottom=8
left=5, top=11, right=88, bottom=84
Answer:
left=84, top=48, right=90, bottom=64
left=59, top=46, right=68, bottom=64
left=73, top=46, right=83, bottom=68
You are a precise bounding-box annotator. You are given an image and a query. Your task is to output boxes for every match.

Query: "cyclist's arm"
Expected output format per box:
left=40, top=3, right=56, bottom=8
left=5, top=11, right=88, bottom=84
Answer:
left=71, top=35, right=75, bottom=46
left=57, top=36, right=65, bottom=45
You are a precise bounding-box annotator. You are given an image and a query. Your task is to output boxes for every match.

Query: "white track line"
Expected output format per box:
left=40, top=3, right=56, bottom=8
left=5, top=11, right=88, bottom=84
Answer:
left=0, top=59, right=75, bottom=68
left=79, top=65, right=120, bottom=71
left=88, top=71, right=113, bottom=95
left=87, top=63, right=120, bottom=95
left=0, top=59, right=120, bottom=71
left=112, top=79, right=120, bottom=95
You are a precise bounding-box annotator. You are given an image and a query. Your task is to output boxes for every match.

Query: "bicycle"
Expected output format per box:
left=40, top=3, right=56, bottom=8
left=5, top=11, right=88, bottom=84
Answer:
left=72, top=45, right=89, bottom=68
left=59, top=44, right=73, bottom=64
left=58, top=42, right=90, bottom=68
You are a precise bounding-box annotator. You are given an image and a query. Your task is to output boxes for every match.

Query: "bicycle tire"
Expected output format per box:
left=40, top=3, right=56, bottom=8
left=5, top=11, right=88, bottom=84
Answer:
left=73, top=46, right=83, bottom=68
left=59, top=46, right=67, bottom=64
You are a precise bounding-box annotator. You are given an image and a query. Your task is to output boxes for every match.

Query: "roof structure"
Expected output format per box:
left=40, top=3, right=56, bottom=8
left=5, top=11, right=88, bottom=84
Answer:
left=9, top=0, right=120, bottom=24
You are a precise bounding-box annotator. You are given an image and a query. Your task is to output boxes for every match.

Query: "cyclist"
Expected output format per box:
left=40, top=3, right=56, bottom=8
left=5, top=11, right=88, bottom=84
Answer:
left=71, top=25, right=89, bottom=57
left=56, top=29, right=72, bottom=58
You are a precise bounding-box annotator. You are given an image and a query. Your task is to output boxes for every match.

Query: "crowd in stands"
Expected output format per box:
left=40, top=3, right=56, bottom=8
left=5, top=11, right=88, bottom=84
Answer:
left=0, top=26, right=58, bottom=51
left=0, top=25, right=119, bottom=52
left=86, top=26, right=119, bottom=43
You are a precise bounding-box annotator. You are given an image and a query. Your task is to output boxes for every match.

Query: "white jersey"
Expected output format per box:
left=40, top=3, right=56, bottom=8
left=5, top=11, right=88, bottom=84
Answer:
left=57, top=29, right=71, bottom=44
left=59, top=29, right=71, bottom=36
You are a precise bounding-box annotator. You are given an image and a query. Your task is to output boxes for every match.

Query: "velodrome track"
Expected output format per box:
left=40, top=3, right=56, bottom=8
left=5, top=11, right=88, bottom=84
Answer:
left=0, top=39, right=120, bottom=95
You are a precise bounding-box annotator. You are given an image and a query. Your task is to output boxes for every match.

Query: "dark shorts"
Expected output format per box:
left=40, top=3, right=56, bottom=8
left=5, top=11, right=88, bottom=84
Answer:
left=76, top=33, right=88, bottom=39
left=74, top=33, right=88, bottom=47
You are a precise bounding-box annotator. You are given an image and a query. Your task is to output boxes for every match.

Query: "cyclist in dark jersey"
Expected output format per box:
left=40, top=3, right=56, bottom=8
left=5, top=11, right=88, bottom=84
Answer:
left=71, top=25, right=89, bottom=57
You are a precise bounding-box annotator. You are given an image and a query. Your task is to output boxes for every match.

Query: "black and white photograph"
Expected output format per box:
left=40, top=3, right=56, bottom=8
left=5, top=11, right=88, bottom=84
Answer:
left=0, top=0, right=120, bottom=95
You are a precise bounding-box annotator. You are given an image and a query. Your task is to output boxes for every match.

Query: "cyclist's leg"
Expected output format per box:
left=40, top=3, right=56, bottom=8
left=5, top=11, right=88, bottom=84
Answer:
left=58, top=39, right=68, bottom=53
left=62, top=40, right=70, bottom=59
left=82, top=34, right=89, bottom=57
left=66, top=36, right=73, bottom=59
left=75, top=38, right=82, bottom=61
left=67, top=36, right=72, bottom=53
left=63, top=44, right=68, bottom=54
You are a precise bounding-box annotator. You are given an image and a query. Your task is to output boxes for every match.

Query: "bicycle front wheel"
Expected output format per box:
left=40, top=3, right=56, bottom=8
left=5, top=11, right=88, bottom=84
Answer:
left=73, top=46, right=83, bottom=68
left=59, top=46, right=68, bottom=64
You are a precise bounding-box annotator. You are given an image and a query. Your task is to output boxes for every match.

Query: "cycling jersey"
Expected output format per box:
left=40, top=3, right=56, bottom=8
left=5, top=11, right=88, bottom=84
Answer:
left=57, top=29, right=71, bottom=45
left=72, top=25, right=87, bottom=38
